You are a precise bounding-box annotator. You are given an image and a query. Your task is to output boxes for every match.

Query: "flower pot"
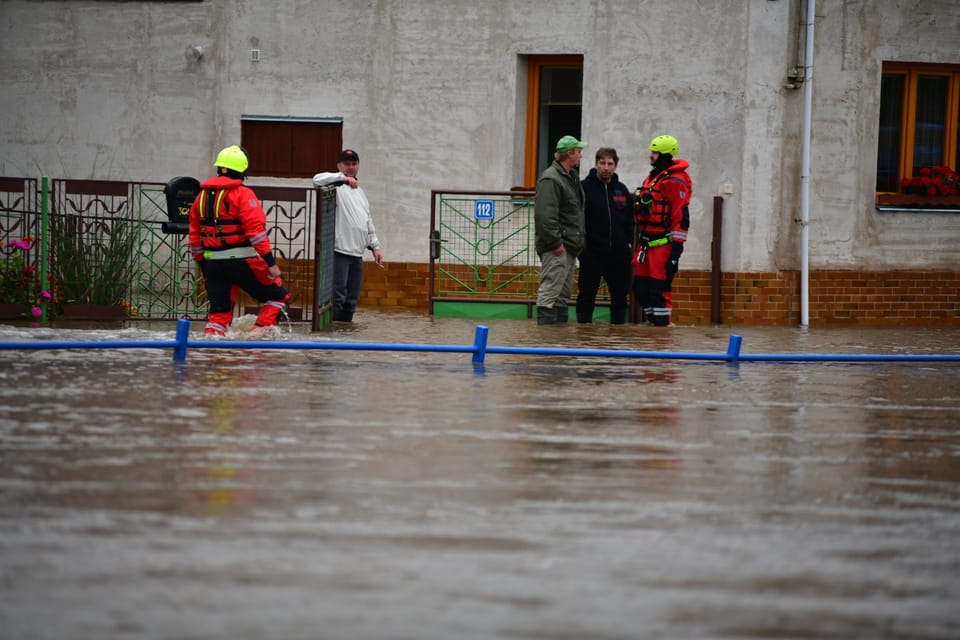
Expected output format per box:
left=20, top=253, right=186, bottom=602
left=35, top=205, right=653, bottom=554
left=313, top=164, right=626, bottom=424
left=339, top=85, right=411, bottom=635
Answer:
left=876, top=194, right=960, bottom=208
left=0, top=303, right=27, bottom=320
left=60, top=303, right=127, bottom=321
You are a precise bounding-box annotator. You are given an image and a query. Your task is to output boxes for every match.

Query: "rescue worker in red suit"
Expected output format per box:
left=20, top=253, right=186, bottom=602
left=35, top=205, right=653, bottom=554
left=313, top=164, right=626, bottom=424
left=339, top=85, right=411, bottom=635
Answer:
left=188, top=145, right=290, bottom=336
left=632, top=135, right=692, bottom=326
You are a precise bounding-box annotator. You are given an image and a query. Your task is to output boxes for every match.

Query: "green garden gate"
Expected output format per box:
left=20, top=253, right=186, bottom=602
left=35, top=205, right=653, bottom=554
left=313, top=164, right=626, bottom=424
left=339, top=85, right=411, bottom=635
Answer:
left=428, top=188, right=610, bottom=320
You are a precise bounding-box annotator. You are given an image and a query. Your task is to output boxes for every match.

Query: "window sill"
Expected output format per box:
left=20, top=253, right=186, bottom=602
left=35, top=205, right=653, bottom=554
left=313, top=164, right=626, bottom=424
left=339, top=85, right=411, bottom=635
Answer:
left=875, top=194, right=960, bottom=213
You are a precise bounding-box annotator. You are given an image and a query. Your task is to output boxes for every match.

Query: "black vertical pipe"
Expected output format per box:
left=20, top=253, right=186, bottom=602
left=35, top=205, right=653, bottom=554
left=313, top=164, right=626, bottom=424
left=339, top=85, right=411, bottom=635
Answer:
left=311, top=188, right=324, bottom=332
left=428, top=190, right=438, bottom=316
left=711, top=196, right=723, bottom=324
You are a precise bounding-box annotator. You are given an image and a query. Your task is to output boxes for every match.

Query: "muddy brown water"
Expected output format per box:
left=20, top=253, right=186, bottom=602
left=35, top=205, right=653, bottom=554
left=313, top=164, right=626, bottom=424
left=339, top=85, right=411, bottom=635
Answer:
left=1, top=310, right=959, bottom=639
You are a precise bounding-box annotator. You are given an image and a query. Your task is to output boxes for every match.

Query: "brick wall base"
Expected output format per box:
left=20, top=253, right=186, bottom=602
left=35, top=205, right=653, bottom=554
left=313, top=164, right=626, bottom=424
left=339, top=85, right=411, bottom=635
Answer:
left=357, top=262, right=960, bottom=326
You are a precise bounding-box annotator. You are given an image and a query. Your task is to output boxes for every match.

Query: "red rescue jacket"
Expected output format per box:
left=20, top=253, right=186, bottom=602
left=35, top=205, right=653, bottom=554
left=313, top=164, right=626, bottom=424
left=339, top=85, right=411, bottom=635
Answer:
left=188, top=176, right=274, bottom=262
left=635, top=158, right=692, bottom=244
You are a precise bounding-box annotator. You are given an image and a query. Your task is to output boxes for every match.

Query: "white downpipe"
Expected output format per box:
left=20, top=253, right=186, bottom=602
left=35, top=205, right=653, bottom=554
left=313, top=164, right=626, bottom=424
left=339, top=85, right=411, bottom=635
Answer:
left=799, top=0, right=815, bottom=326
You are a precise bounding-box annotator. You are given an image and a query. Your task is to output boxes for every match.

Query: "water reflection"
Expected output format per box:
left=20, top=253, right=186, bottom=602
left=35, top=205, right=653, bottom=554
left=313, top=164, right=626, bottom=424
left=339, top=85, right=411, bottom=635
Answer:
left=1, top=311, right=959, bottom=638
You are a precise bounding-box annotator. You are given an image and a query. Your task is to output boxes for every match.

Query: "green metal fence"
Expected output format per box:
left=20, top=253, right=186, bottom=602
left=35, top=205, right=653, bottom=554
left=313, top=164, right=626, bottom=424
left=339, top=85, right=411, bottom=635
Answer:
left=429, top=190, right=536, bottom=319
left=0, top=176, right=333, bottom=327
left=428, top=189, right=609, bottom=320
left=0, top=177, right=43, bottom=320
left=133, top=183, right=204, bottom=319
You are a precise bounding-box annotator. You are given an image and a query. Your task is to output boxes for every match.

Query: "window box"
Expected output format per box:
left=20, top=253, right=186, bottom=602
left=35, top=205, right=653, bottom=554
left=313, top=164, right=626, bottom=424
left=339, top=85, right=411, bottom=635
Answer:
left=876, top=193, right=960, bottom=209
left=0, top=303, right=28, bottom=320
left=60, top=303, right=127, bottom=321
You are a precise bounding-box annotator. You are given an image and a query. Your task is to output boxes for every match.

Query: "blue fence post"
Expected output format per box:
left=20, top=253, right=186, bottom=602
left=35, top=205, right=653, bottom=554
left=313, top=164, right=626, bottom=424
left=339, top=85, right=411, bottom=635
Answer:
left=472, top=325, right=489, bottom=364
left=726, top=334, right=743, bottom=364
left=173, top=318, right=191, bottom=361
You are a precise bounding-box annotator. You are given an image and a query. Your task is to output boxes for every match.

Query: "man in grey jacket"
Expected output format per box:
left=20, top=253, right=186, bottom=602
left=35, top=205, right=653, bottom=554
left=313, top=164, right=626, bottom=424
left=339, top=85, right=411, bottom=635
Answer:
left=534, top=135, right=587, bottom=324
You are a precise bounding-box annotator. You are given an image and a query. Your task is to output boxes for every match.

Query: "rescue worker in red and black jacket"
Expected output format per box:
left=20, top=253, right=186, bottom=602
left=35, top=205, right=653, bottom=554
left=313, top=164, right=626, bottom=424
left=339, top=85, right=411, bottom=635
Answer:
left=576, top=147, right=635, bottom=324
left=188, top=145, right=290, bottom=336
left=632, top=135, right=692, bottom=326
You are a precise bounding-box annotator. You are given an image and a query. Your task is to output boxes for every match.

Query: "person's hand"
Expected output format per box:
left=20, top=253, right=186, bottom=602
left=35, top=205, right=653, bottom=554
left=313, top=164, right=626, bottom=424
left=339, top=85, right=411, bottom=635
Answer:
left=372, top=249, right=384, bottom=268
left=343, top=176, right=359, bottom=189
left=669, top=241, right=684, bottom=261
left=552, top=245, right=566, bottom=256
left=666, top=242, right=683, bottom=279
left=268, top=264, right=281, bottom=280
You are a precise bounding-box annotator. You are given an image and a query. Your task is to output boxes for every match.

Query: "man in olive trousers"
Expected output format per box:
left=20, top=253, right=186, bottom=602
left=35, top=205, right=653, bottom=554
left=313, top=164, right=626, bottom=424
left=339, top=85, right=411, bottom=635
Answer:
left=533, top=135, right=586, bottom=325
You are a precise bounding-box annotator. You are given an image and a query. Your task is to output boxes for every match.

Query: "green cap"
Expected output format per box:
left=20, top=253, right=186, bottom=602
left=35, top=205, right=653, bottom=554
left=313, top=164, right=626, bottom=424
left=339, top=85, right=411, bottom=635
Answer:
left=555, top=135, right=587, bottom=152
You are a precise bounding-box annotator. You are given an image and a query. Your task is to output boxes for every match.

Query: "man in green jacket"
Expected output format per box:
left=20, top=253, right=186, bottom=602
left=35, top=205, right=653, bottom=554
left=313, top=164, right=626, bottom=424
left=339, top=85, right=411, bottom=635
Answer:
left=534, top=135, right=587, bottom=324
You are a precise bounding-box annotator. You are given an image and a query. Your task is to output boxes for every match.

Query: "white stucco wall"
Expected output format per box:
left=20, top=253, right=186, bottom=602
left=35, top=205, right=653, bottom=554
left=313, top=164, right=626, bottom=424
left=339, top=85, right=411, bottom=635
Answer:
left=1, top=0, right=958, bottom=269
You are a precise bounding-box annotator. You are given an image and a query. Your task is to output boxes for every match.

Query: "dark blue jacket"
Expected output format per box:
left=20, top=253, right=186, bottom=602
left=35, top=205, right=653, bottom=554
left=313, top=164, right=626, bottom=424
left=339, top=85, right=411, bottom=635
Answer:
left=581, top=168, right=635, bottom=258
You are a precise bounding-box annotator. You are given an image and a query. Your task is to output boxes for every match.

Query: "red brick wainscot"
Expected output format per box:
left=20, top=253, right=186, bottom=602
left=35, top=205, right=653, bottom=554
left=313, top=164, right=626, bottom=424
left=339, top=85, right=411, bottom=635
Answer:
left=357, top=263, right=960, bottom=326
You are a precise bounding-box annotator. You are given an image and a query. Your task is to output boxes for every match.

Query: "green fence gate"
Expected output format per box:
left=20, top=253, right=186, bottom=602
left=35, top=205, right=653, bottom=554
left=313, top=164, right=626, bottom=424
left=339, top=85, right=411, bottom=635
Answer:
left=428, top=188, right=610, bottom=320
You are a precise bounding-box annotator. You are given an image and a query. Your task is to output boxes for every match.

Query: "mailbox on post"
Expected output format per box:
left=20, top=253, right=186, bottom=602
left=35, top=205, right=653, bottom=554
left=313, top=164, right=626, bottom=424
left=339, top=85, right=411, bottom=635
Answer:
left=162, top=176, right=200, bottom=234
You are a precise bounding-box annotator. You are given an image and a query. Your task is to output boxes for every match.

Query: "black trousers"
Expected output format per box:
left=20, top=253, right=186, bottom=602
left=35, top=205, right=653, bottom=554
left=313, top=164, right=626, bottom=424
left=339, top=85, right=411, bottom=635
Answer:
left=204, top=258, right=288, bottom=314
left=332, top=251, right=365, bottom=321
left=575, top=249, right=632, bottom=323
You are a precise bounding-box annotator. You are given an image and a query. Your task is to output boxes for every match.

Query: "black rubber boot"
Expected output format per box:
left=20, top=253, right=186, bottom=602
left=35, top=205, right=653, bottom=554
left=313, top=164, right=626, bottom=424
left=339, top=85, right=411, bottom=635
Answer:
left=536, top=306, right=557, bottom=325
left=555, top=305, right=569, bottom=323
left=576, top=312, right=593, bottom=323
left=610, top=307, right=627, bottom=325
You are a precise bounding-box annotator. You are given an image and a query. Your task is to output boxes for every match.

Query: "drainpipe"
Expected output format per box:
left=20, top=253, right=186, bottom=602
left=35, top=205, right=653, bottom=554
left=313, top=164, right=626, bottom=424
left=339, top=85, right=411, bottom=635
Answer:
left=711, top=196, right=723, bottom=324
left=799, top=0, right=815, bottom=326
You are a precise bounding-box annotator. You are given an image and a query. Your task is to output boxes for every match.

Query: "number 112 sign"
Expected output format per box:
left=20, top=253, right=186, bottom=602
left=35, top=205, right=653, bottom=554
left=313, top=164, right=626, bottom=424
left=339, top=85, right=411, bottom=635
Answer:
left=474, top=199, right=495, bottom=220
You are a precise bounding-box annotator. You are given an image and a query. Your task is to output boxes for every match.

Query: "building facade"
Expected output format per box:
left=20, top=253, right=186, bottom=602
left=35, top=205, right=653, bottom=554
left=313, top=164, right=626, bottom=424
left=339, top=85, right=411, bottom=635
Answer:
left=1, top=0, right=958, bottom=324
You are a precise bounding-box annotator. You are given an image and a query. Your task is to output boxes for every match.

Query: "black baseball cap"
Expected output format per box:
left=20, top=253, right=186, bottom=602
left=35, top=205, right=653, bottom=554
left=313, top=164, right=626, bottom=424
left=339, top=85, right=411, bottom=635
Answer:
left=339, top=149, right=359, bottom=161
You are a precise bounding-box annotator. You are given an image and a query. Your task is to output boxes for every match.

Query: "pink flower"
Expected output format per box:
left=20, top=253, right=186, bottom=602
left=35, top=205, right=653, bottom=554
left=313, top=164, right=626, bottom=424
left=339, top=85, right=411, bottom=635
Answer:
left=40, top=290, right=52, bottom=301
left=2, top=237, right=43, bottom=311
left=30, top=306, right=42, bottom=318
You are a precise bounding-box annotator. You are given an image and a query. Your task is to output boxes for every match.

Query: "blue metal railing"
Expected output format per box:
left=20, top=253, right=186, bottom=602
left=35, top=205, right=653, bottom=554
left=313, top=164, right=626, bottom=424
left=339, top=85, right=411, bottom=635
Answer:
left=1, top=319, right=958, bottom=365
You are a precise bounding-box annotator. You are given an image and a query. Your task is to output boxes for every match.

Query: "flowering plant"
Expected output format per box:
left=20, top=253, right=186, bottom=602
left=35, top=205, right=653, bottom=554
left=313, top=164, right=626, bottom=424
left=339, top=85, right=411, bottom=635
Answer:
left=900, top=165, right=960, bottom=197
left=0, top=235, right=52, bottom=319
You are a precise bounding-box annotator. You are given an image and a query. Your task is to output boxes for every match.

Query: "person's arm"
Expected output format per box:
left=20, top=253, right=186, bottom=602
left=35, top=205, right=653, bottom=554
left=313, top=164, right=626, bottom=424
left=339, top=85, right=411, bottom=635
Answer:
left=659, top=179, right=688, bottom=280
left=363, top=194, right=384, bottom=267
left=237, top=187, right=281, bottom=278
left=312, top=171, right=343, bottom=187
left=622, top=184, right=636, bottom=252
left=661, top=179, right=689, bottom=245
left=313, top=171, right=358, bottom=189
left=534, top=179, right=564, bottom=253
left=188, top=194, right=205, bottom=264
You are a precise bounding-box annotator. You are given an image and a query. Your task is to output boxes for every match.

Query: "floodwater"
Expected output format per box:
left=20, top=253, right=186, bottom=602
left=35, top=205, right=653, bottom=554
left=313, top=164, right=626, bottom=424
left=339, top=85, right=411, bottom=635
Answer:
left=1, top=309, right=959, bottom=640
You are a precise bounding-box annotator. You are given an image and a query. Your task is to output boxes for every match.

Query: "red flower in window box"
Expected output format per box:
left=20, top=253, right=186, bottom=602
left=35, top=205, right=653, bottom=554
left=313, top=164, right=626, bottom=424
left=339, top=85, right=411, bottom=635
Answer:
left=901, top=165, right=960, bottom=196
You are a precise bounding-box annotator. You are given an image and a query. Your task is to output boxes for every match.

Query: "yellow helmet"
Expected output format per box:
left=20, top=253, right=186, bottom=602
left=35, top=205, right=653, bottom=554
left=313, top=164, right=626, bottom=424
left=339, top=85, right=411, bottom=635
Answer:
left=649, top=135, right=679, bottom=156
left=214, top=145, right=249, bottom=173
